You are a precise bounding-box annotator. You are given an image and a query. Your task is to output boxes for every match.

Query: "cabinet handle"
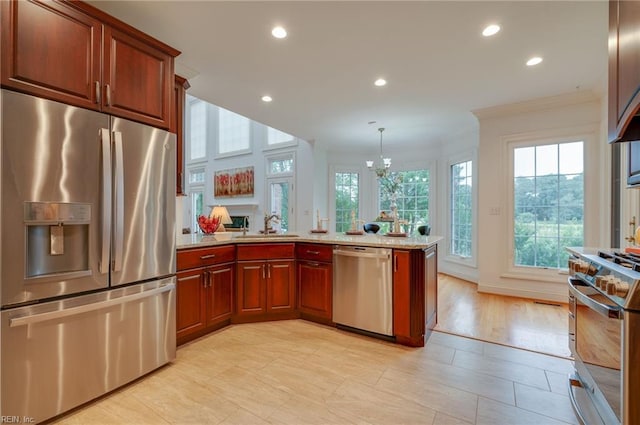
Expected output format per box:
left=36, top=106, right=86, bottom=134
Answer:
left=200, top=254, right=216, bottom=260
left=267, top=263, right=271, bottom=279
left=394, top=255, right=398, bottom=272
left=203, top=271, right=209, bottom=288
left=307, top=262, right=320, bottom=267
left=95, top=81, right=101, bottom=104
left=105, top=84, right=111, bottom=106
left=306, top=250, right=320, bottom=255
left=262, top=264, right=266, bottom=280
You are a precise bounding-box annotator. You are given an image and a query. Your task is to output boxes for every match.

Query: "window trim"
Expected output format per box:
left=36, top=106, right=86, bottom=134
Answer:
left=503, top=125, right=597, bottom=278
left=445, top=151, right=478, bottom=268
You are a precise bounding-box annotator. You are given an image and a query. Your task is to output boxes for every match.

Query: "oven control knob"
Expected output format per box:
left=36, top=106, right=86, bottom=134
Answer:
left=607, top=281, right=630, bottom=298
left=595, top=276, right=607, bottom=289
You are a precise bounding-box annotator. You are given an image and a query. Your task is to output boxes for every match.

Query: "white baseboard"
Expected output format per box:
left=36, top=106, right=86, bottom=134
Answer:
left=477, top=283, right=568, bottom=304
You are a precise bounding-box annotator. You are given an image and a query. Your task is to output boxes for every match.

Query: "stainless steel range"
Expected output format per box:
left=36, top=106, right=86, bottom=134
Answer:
left=567, top=248, right=640, bottom=425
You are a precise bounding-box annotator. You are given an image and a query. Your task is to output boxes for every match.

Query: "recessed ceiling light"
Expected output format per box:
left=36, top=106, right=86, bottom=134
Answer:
left=271, top=26, right=287, bottom=39
left=526, top=56, right=543, bottom=66
left=374, top=78, right=387, bottom=87
left=482, top=24, right=500, bottom=37
left=261, top=95, right=272, bottom=102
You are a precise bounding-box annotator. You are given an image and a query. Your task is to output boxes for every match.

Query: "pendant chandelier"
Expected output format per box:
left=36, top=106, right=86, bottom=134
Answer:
left=366, top=127, right=391, bottom=178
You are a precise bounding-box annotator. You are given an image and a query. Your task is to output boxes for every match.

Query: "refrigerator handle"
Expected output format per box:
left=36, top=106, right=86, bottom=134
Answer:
left=113, top=131, right=125, bottom=272
left=9, top=283, right=175, bottom=328
left=100, top=128, right=112, bottom=274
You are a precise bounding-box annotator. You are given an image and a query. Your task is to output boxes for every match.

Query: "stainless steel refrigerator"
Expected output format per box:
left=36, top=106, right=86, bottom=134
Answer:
left=0, top=89, right=176, bottom=422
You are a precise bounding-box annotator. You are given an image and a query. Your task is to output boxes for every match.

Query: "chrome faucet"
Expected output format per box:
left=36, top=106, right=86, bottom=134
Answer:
left=264, top=213, right=280, bottom=234
left=242, top=216, right=248, bottom=236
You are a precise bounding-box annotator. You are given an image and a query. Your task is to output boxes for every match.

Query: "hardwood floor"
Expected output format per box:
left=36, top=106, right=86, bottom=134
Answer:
left=435, top=274, right=571, bottom=358
left=52, top=320, right=577, bottom=425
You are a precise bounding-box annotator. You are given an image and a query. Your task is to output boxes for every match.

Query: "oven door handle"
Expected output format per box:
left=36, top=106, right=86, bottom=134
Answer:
left=568, top=278, right=622, bottom=320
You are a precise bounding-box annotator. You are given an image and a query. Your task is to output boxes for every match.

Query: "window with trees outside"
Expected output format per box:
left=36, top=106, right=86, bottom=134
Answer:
left=188, top=98, right=206, bottom=160
left=513, top=141, right=583, bottom=269
left=451, top=161, right=472, bottom=257
left=335, top=172, right=359, bottom=232
left=378, top=169, right=429, bottom=235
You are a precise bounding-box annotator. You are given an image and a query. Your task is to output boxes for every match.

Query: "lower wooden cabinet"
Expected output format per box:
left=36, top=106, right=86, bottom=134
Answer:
left=235, top=243, right=296, bottom=322
left=176, top=245, right=235, bottom=345
left=296, top=243, right=333, bottom=322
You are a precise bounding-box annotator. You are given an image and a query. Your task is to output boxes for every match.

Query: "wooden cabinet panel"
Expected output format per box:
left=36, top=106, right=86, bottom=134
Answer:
left=173, top=75, right=189, bottom=195
left=103, top=25, right=173, bottom=129
left=206, top=264, right=233, bottom=324
left=297, top=261, right=332, bottom=319
left=1, top=0, right=101, bottom=108
left=236, top=261, right=265, bottom=314
left=176, top=269, right=206, bottom=340
left=393, top=250, right=411, bottom=338
left=266, top=260, right=295, bottom=312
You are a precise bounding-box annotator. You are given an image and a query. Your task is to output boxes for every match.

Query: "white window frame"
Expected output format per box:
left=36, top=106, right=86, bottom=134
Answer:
left=446, top=151, right=478, bottom=268
left=265, top=151, right=296, bottom=231
left=502, top=125, right=598, bottom=281
left=332, top=168, right=363, bottom=233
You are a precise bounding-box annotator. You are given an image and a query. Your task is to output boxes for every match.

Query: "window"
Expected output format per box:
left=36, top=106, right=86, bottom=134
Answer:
left=513, top=141, right=584, bottom=269
left=218, top=107, right=250, bottom=156
left=378, top=169, right=430, bottom=234
left=190, top=190, right=204, bottom=233
left=451, top=161, right=472, bottom=257
left=335, top=172, right=360, bottom=232
left=267, top=127, right=295, bottom=146
left=266, top=153, right=295, bottom=232
left=188, top=169, right=205, bottom=184
left=188, top=99, right=206, bottom=160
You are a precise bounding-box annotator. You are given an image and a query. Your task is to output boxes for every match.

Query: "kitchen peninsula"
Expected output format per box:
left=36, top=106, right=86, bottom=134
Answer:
left=176, top=233, right=441, bottom=348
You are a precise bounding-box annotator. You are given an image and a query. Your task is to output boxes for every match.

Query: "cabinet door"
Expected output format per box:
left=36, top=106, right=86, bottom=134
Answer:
left=1, top=0, right=102, bottom=109
left=236, top=261, right=266, bottom=315
left=267, top=260, right=295, bottom=312
left=176, top=268, right=206, bottom=341
left=297, top=261, right=332, bottom=319
left=205, top=264, right=233, bottom=325
left=103, top=25, right=173, bottom=129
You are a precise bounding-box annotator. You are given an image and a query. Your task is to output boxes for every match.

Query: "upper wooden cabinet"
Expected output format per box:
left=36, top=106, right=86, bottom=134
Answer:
left=608, top=0, right=640, bottom=143
left=0, top=0, right=180, bottom=130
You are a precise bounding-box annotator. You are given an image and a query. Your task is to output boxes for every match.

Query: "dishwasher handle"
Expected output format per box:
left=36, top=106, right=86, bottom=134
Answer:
left=334, top=249, right=390, bottom=260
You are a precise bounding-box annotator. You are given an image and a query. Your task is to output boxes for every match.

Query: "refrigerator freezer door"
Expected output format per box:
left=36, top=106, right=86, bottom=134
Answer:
left=1, top=90, right=110, bottom=307
left=1, top=278, right=176, bottom=423
left=110, top=117, right=176, bottom=286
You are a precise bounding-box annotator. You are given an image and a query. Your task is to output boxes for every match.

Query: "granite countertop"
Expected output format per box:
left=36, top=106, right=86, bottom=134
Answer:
left=177, top=232, right=442, bottom=250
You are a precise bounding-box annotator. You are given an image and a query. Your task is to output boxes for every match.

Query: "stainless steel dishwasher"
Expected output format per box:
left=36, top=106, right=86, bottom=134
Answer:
left=333, top=246, right=393, bottom=336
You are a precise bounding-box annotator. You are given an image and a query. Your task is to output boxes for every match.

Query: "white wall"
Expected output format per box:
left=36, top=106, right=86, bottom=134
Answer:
left=473, top=91, right=607, bottom=302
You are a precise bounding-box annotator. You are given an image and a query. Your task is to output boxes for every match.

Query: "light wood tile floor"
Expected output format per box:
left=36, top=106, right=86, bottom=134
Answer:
left=52, top=320, right=578, bottom=425
left=434, top=274, right=571, bottom=358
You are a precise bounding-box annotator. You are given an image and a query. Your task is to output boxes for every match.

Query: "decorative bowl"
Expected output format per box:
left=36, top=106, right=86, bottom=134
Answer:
left=197, top=215, right=221, bottom=234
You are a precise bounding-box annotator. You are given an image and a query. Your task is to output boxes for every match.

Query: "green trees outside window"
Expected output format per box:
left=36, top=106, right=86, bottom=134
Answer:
left=513, top=142, right=584, bottom=269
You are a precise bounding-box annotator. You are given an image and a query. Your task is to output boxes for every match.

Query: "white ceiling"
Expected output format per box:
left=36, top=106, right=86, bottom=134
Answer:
left=88, top=1, right=609, bottom=154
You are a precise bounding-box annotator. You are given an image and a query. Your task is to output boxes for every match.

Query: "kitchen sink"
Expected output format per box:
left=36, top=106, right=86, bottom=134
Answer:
left=235, top=233, right=300, bottom=238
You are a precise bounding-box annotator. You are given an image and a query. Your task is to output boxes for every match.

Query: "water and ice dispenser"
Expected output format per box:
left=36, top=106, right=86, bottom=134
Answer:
left=24, top=202, right=91, bottom=280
